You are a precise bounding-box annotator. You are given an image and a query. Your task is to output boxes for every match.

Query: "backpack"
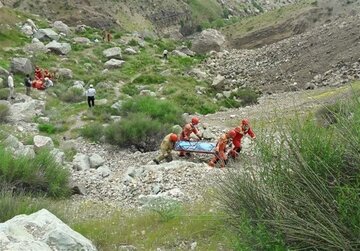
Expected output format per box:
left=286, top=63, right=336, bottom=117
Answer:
left=24, top=77, right=31, bottom=87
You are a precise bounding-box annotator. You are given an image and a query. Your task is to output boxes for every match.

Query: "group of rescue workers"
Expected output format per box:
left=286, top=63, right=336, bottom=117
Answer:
left=153, top=117, right=256, bottom=168
left=31, top=66, right=54, bottom=90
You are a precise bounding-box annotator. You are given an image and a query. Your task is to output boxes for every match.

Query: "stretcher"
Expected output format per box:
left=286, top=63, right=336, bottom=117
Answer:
left=174, top=141, right=217, bottom=154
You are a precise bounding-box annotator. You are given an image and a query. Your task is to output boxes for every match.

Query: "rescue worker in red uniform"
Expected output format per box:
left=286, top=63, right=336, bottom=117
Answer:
left=43, top=69, right=52, bottom=80
left=34, top=66, right=43, bottom=80
left=228, top=118, right=256, bottom=159
left=179, top=117, right=202, bottom=157
left=153, top=133, right=178, bottom=164
left=208, top=130, right=236, bottom=168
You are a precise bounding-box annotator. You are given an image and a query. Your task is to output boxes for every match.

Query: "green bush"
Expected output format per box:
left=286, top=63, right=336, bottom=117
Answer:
left=120, top=96, right=184, bottom=125
left=0, top=187, right=43, bottom=222
left=105, top=113, right=169, bottom=152
left=0, top=146, right=71, bottom=198
left=60, top=87, right=84, bottom=103
left=38, top=123, right=57, bottom=134
left=132, top=74, right=166, bottom=85
left=0, top=103, right=9, bottom=122
left=80, top=123, right=104, bottom=142
left=0, top=88, right=9, bottom=100
left=219, top=95, right=360, bottom=250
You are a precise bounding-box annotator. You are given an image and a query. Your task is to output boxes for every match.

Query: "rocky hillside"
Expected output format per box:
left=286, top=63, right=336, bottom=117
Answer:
left=1, top=0, right=299, bottom=37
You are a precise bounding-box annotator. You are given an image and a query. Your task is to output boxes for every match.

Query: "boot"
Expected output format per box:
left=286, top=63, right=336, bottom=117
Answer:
left=153, top=159, right=160, bottom=165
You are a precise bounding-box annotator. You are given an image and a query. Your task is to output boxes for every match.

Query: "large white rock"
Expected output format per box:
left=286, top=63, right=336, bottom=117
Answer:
left=102, top=47, right=122, bottom=59
left=191, top=29, right=226, bottom=54
left=53, top=21, right=70, bottom=35
left=10, top=57, right=33, bottom=74
left=0, top=209, right=97, bottom=251
left=72, top=153, right=90, bottom=171
left=89, top=154, right=105, bottom=169
left=8, top=99, right=45, bottom=122
left=104, top=59, right=125, bottom=69
left=45, top=41, right=71, bottom=55
left=33, top=135, right=55, bottom=152
left=34, top=28, right=59, bottom=41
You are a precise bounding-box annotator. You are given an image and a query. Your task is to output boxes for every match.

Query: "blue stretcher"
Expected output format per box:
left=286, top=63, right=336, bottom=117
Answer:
left=174, top=141, right=217, bottom=154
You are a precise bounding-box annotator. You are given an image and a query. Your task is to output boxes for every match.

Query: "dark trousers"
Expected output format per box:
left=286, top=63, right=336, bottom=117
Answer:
left=87, top=96, right=95, bottom=107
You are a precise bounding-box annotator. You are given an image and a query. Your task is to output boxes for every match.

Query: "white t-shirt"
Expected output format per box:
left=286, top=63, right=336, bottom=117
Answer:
left=86, top=88, right=96, bottom=97
left=8, top=75, right=14, bottom=88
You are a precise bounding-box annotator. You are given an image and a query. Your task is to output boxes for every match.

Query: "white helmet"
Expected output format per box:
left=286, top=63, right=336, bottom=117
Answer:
left=89, top=84, right=93, bottom=88
left=44, top=77, right=49, bottom=81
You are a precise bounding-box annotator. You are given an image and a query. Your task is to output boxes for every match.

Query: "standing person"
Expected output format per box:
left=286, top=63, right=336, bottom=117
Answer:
left=24, top=74, right=32, bottom=96
left=163, top=49, right=168, bottom=60
left=179, top=117, right=202, bottom=157
left=8, top=72, right=15, bottom=100
left=228, top=118, right=256, bottom=159
left=208, top=130, right=236, bottom=168
left=153, top=133, right=178, bottom=164
left=85, top=84, right=96, bottom=108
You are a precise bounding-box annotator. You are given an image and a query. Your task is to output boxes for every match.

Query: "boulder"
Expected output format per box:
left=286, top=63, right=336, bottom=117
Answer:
left=21, top=24, right=34, bottom=36
left=34, top=28, right=59, bottom=41
left=176, top=46, right=195, bottom=57
left=72, top=153, right=90, bottom=171
left=211, top=74, right=226, bottom=89
left=53, top=21, right=70, bottom=35
left=0, top=209, right=97, bottom=251
left=10, top=58, right=33, bottom=74
left=8, top=99, right=45, bottom=122
left=33, top=135, right=54, bottom=152
left=45, top=41, right=71, bottom=55
left=73, top=37, right=91, bottom=44
left=104, top=59, right=125, bottom=69
left=0, top=66, right=9, bottom=77
left=124, top=48, right=137, bottom=55
left=55, top=68, right=73, bottom=79
left=103, top=47, right=122, bottom=59
left=23, top=41, right=48, bottom=54
left=89, top=154, right=105, bottom=169
left=191, top=29, right=226, bottom=54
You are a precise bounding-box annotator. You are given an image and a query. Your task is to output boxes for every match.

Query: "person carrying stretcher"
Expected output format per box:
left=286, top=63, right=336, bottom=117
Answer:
left=228, top=118, right=256, bottom=160
left=153, top=133, right=178, bottom=164
left=179, top=117, right=202, bottom=157
left=208, top=129, right=236, bottom=168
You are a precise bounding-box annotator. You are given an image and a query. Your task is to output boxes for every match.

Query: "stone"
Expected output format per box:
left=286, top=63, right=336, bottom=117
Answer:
left=73, top=37, right=91, bottom=44
left=89, top=154, right=105, bottom=168
left=0, top=209, right=97, bottom=251
left=33, top=135, right=55, bottom=152
left=72, top=153, right=90, bottom=171
left=53, top=21, right=70, bottom=35
left=34, top=28, right=59, bottom=41
left=103, top=47, right=122, bottom=59
left=45, top=41, right=71, bottom=55
left=191, top=29, right=226, bottom=54
left=10, top=58, right=33, bottom=74
left=104, top=59, right=125, bottom=69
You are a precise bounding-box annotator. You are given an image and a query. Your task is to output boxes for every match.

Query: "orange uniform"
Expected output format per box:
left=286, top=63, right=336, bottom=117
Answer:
left=179, top=117, right=202, bottom=157
left=229, top=119, right=256, bottom=159
left=208, top=130, right=236, bottom=168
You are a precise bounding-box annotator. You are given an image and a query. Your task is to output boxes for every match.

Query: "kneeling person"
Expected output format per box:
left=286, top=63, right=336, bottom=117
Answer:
left=153, top=133, right=178, bottom=164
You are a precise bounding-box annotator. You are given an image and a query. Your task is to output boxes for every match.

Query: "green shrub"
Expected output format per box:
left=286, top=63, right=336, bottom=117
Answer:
left=38, top=123, right=57, bottom=134
left=0, top=187, right=43, bottom=222
left=80, top=123, right=104, bottom=142
left=0, top=146, right=71, bottom=198
left=60, top=87, right=84, bottom=103
left=0, top=103, right=9, bottom=122
left=0, top=88, right=9, bottom=100
left=105, top=113, right=169, bottom=152
left=120, top=96, right=184, bottom=125
left=132, top=74, right=166, bottom=85
left=219, top=96, right=360, bottom=250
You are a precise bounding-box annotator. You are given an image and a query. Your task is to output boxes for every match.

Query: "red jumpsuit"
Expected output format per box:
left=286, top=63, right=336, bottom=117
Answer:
left=208, top=133, right=231, bottom=168
left=229, top=125, right=256, bottom=158
left=35, top=68, right=43, bottom=80
left=179, top=123, right=201, bottom=156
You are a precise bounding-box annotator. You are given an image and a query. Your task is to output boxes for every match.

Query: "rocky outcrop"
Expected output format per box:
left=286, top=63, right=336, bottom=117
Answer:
left=0, top=209, right=97, bottom=251
left=191, top=29, right=226, bottom=54
left=10, top=57, right=33, bottom=74
left=45, top=41, right=71, bottom=55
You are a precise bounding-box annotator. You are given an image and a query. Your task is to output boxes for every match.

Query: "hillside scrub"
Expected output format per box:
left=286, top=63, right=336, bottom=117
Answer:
left=219, top=94, right=360, bottom=250
left=0, top=146, right=71, bottom=198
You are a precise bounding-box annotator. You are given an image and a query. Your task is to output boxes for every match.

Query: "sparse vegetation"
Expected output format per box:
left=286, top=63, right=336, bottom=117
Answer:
left=0, top=103, right=9, bottom=122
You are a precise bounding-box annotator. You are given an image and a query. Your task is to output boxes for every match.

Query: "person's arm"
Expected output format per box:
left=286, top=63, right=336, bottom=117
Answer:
left=248, top=128, right=256, bottom=139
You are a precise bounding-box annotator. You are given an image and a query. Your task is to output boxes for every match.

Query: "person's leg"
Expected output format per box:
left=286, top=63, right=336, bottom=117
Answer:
left=91, top=97, right=95, bottom=107
left=87, top=97, right=91, bottom=108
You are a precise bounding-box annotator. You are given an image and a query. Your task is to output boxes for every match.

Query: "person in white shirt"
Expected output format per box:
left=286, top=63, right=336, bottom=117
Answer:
left=44, top=77, right=54, bottom=88
left=163, top=49, right=168, bottom=60
left=85, top=84, right=96, bottom=108
left=8, top=72, right=15, bottom=100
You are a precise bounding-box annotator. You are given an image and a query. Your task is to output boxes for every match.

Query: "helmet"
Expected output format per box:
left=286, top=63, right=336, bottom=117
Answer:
left=89, top=84, right=93, bottom=88
left=241, top=119, right=249, bottom=126
left=44, top=77, right=49, bottom=81
left=228, top=130, right=236, bottom=139
left=234, top=126, right=242, bottom=133
left=170, top=133, right=178, bottom=142
left=191, top=117, right=200, bottom=125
